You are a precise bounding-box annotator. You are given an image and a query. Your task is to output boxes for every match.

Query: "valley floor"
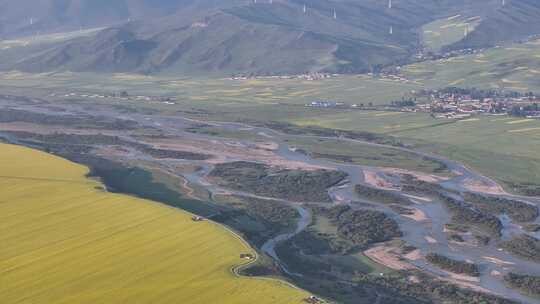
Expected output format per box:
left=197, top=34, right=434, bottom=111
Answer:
left=1, top=94, right=539, bottom=303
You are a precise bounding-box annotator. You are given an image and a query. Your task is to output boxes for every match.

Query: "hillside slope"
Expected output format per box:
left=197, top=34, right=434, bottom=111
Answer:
left=9, top=5, right=411, bottom=75
left=0, top=0, right=245, bottom=38
left=1, top=0, right=540, bottom=75
left=448, top=0, right=540, bottom=50
left=401, top=38, right=540, bottom=92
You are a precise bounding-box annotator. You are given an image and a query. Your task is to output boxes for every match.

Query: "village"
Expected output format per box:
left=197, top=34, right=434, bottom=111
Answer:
left=230, top=72, right=339, bottom=81
left=304, top=87, right=540, bottom=121
left=49, top=91, right=178, bottom=105
left=408, top=89, right=540, bottom=119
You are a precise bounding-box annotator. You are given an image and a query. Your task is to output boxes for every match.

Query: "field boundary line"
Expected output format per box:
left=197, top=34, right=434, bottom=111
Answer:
left=0, top=175, right=95, bottom=184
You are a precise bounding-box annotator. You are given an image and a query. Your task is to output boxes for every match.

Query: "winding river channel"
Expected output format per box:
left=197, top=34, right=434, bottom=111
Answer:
left=2, top=100, right=539, bottom=303
left=167, top=116, right=540, bottom=304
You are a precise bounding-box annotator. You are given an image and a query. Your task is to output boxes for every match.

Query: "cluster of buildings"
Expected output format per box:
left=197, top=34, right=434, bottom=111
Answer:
left=415, top=47, right=482, bottom=62
left=367, top=72, right=414, bottom=84
left=305, top=100, right=344, bottom=108
left=304, top=295, right=324, bottom=303
left=239, top=253, right=255, bottom=260
left=230, top=72, right=338, bottom=81
left=49, top=91, right=177, bottom=105
left=305, top=100, right=378, bottom=109
left=410, top=92, right=540, bottom=119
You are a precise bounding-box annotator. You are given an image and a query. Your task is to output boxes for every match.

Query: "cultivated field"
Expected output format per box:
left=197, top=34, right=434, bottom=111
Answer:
left=402, top=38, right=540, bottom=92
left=290, top=112, right=540, bottom=193
left=0, top=144, right=308, bottom=304
left=421, top=15, right=482, bottom=52
left=0, top=38, right=539, bottom=194
left=0, top=71, right=420, bottom=108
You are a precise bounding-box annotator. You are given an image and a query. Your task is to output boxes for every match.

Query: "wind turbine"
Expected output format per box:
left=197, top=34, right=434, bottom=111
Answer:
left=303, top=4, right=307, bottom=13
left=333, top=8, right=337, bottom=20
left=388, top=0, right=392, bottom=9
left=389, top=26, right=393, bottom=35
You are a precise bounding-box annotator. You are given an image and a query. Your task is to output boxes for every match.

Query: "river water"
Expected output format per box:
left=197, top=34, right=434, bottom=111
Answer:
left=168, top=116, right=540, bottom=303
left=3, top=102, right=540, bottom=303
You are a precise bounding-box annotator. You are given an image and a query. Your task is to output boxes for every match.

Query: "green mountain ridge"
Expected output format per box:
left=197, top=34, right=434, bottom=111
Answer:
left=1, top=0, right=539, bottom=75
left=447, top=0, right=540, bottom=51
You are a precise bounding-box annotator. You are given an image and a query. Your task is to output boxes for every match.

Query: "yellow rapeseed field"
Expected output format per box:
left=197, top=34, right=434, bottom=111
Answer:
left=0, top=144, right=308, bottom=304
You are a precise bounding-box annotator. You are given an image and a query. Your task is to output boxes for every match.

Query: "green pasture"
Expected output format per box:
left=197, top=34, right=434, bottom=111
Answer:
left=421, top=15, right=482, bottom=52
left=402, top=39, right=540, bottom=93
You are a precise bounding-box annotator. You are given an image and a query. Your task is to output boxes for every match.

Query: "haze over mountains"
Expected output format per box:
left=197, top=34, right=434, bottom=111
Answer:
left=1, top=0, right=539, bottom=75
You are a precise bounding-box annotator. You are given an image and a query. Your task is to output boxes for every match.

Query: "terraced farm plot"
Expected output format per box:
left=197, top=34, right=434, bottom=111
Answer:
left=401, top=38, right=540, bottom=93
left=0, top=144, right=308, bottom=304
left=422, top=15, right=482, bottom=52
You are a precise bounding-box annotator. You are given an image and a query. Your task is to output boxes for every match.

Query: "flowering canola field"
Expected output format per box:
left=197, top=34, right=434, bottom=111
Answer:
left=0, top=144, right=307, bottom=304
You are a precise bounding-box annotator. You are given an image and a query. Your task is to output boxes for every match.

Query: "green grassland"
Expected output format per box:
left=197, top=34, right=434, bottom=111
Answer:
left=292, top=111, right=448, bottom=133
left=397, top=117, right=540, bottom=194
left=291, top=113, right=540, bottom=194
left=288, top=136, right=448, bottom=174
left=1, top=38, right=540, bottom=194
left=0, top=71, right=422, bottom=126
left=0, top=28, right=102, bottom=49
left=0, top=71, right=419, bottom=107
left=422, top=15, right=482, bottom=52
left=0, top=144, right=308, bottom=304
left=402, top=39, right=540, bottom=92
left=187, top=124, right=449, bottom=175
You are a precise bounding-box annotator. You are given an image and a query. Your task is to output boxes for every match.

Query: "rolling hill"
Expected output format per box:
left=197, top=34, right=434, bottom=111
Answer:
left=447, top=0, right=540, bottom=51
left=0, top=0, right=245, bottom=38
left=0, top=0, right=539, bottom=75
left=401, top=38, right=540, bottom=92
